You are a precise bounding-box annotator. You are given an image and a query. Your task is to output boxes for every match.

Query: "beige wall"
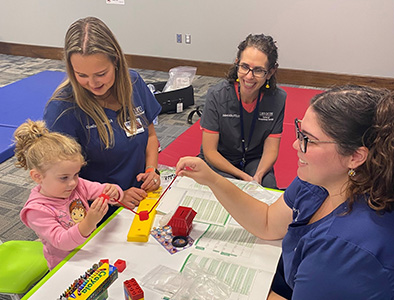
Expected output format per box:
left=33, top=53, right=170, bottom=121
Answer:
left=1, top=0, right=393, bottom=78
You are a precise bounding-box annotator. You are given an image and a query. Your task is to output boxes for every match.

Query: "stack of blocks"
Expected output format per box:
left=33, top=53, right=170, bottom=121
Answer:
left=124, top=278, right=144, bottom=300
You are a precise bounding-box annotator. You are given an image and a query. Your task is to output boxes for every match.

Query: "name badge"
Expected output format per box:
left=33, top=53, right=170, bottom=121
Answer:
left=125, top=118, right=145, bottom=137
left=177, top=102, right=183, bottom=113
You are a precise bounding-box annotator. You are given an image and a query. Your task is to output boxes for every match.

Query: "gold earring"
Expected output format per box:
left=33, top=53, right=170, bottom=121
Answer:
left=265, top=80, right=270, bottom=89
left=348, top=169, right=356, bottom=177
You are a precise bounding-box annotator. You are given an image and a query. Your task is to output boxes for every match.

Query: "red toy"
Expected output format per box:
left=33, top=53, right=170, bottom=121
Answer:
left=99, top=193, right=110, bottom=203
left=167, top=206, right=197, bottom=236
left=138, top=210, right=149, bottom=221
left=114, top=259, right=126, bottom=273
left=124, top=278, right=144, bottom=300
left=100, top=259, right=109, bottom=265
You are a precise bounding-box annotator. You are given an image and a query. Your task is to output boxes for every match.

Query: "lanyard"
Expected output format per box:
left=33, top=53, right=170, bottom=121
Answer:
left=237, top=83, right=261, bottom=171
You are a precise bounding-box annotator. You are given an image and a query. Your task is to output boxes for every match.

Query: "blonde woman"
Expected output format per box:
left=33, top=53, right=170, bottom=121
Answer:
left=44, top=17, right=161, bottom=222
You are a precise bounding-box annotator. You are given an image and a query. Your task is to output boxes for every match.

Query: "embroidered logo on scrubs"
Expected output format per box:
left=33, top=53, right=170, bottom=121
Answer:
left=222, top=113, right=240, bottom=118
left=133, top=105, right=145, bottom=116
left=124, top=118, right=145, bottom=137
left=258, top=112, right=274, bottom=121
left=69, top=199, right=87, bottom=224
left=85, top=119, right=114, bottom=129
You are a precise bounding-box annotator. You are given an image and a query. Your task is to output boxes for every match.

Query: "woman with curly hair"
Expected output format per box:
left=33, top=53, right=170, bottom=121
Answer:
left=198, top=33, right=286, bottom=189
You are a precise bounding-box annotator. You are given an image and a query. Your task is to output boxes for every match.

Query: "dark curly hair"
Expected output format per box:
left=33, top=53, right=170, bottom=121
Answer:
left=226, top=34, right=279, bottom=94
left=310, top=85, right=394, bottom=213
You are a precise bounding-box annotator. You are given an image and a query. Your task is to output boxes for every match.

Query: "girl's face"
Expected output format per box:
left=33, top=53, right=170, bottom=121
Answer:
left=70, top=53, right=116, bottom=97
left=237, top=46, right=273, bottom=101
left=293, top=108, right=351, bottom=190
left=35, top=159, right=83, bottom=199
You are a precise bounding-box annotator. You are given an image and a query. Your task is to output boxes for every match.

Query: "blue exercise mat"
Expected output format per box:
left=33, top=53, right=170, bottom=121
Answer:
left=0, top=71, right=66, bottom=163
left=0, top=126, right=17, bottom=163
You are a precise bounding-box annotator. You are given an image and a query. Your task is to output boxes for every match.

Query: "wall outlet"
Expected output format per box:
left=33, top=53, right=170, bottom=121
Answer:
left=185, top=34, right=191, bottom=44
left=176, top=34, right=182, bottom=43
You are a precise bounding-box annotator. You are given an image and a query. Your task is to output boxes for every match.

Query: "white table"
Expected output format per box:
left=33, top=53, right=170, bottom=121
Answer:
left=24, top=179, right=282, bottom=300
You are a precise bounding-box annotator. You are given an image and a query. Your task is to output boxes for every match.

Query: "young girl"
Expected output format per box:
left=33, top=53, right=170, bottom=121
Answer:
left=14, top=119, right=123, bottom=269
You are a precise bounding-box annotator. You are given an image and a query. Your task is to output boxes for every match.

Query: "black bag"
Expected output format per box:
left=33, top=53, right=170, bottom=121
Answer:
left=187, top=105, right=203, bottom=124
left=148, top=82, right=194, bottom=114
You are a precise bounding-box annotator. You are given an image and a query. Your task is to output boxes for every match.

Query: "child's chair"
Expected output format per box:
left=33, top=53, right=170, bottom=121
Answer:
left=0, top=240, right=49, bottom=300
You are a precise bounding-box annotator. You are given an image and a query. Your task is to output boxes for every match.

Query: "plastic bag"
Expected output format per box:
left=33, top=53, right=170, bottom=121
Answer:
left=163, top=66, right=197, bottom=93
left=171, top=262, right=232, bottom=300
left=140, top=263, right=232, bottom=300
left=140, top=265, right=183, bottom=297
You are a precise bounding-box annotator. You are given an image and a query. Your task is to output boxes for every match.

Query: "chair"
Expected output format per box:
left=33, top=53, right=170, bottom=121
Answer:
left=0, top=240, right=49, bottom=300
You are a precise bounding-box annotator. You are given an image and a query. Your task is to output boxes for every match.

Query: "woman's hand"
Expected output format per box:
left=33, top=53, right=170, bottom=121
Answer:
left=176, top=156, right=220, bottom=187
left=252, top=173, right=263, bottom=184
left=240, top=172, right=253, bottom=182
left=121, top=187, right=147, bottom=209
left=137, top=170, right=161, bottom=192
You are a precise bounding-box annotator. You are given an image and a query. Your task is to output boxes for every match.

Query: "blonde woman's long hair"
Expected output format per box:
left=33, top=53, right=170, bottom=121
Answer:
left=49, top=16, right=136, bottom=148
left=14, top=119, right=85, bottom=173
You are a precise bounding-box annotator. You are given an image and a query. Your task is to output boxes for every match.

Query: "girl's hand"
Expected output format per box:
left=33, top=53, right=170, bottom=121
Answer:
left=78, top=197, right=109, bottom=237
left=102, top=184, right=121, bottom=204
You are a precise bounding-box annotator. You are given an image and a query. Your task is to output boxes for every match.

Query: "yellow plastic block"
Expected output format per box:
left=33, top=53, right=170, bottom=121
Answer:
left=127, top=199, right=158, bottom=243
left=145, top=187, right=162, bottom=200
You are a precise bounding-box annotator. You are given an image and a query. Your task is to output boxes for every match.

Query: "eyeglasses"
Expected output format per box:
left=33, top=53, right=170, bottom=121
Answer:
left=237, top=63, right=268, bottom=78
left=295, top=118, right=336, bottom=153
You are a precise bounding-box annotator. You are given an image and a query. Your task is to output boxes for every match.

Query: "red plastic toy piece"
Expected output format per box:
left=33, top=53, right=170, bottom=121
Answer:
left=139, top=210, right=149, bottom=221
left=167, top=206, right=197, bottom=236
left=124, top=278, right=144, bottom=300
left=114, top=259, right=126, bottom=273
left=100, top=259, right=109, bottom=265
left=99, top=193, right=110, bottom=203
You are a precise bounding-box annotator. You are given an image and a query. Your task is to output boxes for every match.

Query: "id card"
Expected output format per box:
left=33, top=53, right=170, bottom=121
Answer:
left=124, top=118, right=144, bottom=137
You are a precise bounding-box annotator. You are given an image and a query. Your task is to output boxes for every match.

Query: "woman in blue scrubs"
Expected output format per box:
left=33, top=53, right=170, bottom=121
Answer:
left=176, top=85, right=394, bottom=299
left=44, top=17, right=162, bottom=222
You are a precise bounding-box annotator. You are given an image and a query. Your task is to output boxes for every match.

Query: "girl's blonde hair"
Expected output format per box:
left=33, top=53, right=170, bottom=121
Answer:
left=48, top=16, right=136, bottom=149
left=13, top=119, right=85, bottom=173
